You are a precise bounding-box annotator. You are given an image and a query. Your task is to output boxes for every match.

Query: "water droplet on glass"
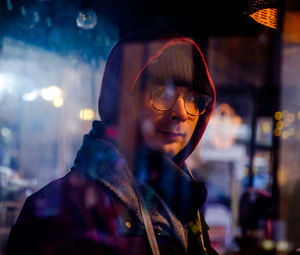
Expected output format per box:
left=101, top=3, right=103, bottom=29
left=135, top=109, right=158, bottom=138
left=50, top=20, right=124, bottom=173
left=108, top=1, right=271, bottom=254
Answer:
left=46, top=17, right=52, bottom=27
left=6, top=0, right=13, bottom=11
left=76, top=9, right=97, bottom=30
left=21, top=6, right=27, bottom=16
left=34, top=11, right=40, bottom=23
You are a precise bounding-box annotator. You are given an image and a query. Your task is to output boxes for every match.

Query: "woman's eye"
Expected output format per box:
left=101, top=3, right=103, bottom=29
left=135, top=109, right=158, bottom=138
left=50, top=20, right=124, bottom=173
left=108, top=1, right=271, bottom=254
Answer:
left=154, top=88, right=174, bottom=98
left=185, top=94, right=196, bottom=102
left=156, top=90, right=165, bottom=98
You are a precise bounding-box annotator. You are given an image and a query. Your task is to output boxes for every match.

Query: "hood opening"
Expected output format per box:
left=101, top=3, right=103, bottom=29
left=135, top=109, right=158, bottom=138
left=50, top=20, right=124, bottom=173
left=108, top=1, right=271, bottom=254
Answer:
left=134, top=43, right=213, bottom=98
left=98, top=29, right=216, bottom=166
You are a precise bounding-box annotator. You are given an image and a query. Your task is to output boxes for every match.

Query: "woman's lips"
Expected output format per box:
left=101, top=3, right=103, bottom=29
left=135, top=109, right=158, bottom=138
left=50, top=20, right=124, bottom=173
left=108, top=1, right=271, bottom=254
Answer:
left=158, top=130, right=184, bottom=141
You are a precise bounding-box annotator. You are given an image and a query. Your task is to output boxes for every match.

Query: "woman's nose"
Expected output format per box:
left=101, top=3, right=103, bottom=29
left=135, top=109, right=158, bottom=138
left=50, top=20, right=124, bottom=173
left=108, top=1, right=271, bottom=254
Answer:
left=170, top=97, right=188, bottom=121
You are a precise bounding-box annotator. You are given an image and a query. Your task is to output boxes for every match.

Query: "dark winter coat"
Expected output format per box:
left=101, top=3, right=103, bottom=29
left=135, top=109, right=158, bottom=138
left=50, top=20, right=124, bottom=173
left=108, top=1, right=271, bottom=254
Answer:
left=6, top=121, right=216, bottom=255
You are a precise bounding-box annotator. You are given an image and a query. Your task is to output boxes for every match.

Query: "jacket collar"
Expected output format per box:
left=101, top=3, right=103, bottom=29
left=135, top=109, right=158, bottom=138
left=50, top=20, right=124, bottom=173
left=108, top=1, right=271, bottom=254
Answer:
left=72, top=120, right=207, bottom=249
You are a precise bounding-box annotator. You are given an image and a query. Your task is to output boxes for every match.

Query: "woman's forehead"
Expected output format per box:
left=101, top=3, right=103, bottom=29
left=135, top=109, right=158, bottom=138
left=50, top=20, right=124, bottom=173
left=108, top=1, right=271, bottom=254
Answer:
left=138, top=77, right=203, bottom=94
left=145, top=83, right=198, bottom=92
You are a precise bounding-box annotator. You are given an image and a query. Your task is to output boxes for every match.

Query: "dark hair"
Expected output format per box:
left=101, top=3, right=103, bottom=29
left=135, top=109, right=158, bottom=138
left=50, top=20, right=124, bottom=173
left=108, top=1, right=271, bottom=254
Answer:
left=135, top=44, right=212, bottom=96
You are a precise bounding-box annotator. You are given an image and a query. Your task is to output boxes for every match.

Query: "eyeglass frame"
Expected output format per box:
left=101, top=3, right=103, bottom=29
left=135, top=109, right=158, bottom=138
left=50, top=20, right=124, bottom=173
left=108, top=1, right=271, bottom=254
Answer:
left=149, top=86, right=212, bottom=116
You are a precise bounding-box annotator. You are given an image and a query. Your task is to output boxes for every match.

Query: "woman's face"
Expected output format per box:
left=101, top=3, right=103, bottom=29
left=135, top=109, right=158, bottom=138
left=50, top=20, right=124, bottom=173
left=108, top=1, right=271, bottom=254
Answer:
left=134, top=85, right=199, bottom=157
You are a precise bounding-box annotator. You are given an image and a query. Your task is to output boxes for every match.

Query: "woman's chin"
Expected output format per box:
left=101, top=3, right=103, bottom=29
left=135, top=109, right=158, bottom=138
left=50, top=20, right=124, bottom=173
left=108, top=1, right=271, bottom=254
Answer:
left=160, top=144, right=179, bottom=158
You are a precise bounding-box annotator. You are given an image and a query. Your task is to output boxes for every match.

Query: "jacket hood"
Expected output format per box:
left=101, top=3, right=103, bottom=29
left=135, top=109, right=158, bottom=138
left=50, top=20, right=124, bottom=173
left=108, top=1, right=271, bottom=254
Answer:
left=98, top=28, right=216, bottom=166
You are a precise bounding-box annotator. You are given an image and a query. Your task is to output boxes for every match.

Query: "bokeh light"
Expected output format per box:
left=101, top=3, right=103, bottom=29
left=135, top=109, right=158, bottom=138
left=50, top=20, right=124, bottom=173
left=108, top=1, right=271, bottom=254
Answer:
left=281, top=130, right=289, bottom=139
left=79, top=108, right=95, bottom=120
left=276, top=121, right=283, bottom=129
left=262, top=121, right=272, bottom=133
left=274, top=111, right=282, bottom=120
left=261, top=239, right=275, bottom=250
left=276, top=240, right=290, bottom=252
left=22, top=90, right=40, bottom=102
left=1, top=127, right=11, bottom=138
left=287, top=113, right=295, bottom=123
left=0, top=75, right=4, bottom=92
left=76, top=9, right=97, bottom=30
left=53, top=96, right=64, bottom=108
left=274, top=128, right=281, bottom=136
left=41, top=85, right=62, bottom=101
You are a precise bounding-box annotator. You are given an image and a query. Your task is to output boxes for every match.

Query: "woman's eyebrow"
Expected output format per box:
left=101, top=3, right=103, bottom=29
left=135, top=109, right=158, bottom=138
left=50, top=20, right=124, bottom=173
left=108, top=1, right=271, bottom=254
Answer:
left=186, top=88, right=199, bottom=93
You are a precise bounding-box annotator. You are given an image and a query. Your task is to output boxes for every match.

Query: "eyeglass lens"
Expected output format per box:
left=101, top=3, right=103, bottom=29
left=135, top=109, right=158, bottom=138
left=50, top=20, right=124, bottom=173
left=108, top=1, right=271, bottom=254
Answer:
left=152, top=87, right=209, bottom=115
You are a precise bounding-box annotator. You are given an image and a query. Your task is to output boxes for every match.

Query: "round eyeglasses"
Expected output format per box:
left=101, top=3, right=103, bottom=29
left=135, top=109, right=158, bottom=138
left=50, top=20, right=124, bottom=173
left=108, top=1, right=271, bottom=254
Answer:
left=151, top=87, right=212, bottom=116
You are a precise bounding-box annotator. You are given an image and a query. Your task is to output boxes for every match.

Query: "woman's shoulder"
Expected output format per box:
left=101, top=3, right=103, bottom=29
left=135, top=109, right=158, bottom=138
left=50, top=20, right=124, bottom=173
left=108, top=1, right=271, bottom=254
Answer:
left=18, top=170, right=117, bottom=221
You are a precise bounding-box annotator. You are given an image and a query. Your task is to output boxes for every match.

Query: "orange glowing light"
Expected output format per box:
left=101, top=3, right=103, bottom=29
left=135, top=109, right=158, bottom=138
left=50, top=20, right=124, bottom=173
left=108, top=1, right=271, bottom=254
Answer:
left=274, top=111, right=282, bottom=120
left=283, top=11, right=300, bottom=44
left=276, top=121, right=283, bottom=129
left=250, top=8, right=278, bottom=29
left=274, top=128, right=281, bottom=136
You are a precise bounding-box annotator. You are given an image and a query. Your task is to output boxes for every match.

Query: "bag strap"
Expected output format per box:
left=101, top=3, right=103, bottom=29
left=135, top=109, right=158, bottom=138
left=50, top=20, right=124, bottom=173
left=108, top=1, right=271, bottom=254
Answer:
left=196, top=210, right=208, bottom=255
left=136, top=188, right=160, bottom=255
left=124, top=165, right=160, bottom=255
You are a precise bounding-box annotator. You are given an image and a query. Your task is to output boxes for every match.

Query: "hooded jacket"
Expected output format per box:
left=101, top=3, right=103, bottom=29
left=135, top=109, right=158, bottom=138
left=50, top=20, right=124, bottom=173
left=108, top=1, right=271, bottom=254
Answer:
left=6, top=29, right=217, bottom=255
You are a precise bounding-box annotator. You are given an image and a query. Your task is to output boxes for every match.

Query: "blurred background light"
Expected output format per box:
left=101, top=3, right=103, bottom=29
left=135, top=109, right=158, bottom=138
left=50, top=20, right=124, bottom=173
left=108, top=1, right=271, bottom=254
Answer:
left=76, top=9, right=97, bottom=30
left=282, top=110, right=289, bottom=117
left=52, top=96, right=64, bottom=108
left=276, top=240, right=290, bottom=252
left=79, top=108, right=95, bottom=120
left=282, top=130, right=289, bottom=139
left=0, top=75, right=4, bottom=92
left=276, top=121, right=283, bottom=129
left=274, top=128, right=281, bottom=136
left=274, top=111, right=282, bottom=120
left=262, top=239, right=275, bottom=250
left=41, top=85, right=62, bottom=101
left=287, top=113, right=295, bottom=123
left=22, top=89, right=40, bottom=102
left=1, top=127, right=12, bottom=138
left=262, top=121, right=271, bottom=133
left=0, top=73, right=17, bottom=94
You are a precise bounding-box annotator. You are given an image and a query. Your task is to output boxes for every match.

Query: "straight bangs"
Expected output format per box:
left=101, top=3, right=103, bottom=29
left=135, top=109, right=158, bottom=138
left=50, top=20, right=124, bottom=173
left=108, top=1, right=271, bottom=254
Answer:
left=135, top=44, right=213, bottom=97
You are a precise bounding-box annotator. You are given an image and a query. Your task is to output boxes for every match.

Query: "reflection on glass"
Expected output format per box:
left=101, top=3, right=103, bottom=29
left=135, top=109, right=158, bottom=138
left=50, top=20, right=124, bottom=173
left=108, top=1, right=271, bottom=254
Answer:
left=76, top=9, right=98, bottom=30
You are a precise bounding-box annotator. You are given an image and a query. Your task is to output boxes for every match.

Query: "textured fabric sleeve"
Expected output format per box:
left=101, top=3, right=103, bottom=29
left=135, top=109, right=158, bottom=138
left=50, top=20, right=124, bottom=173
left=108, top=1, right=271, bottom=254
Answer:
left=6, top=197, right=38, bottom=255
